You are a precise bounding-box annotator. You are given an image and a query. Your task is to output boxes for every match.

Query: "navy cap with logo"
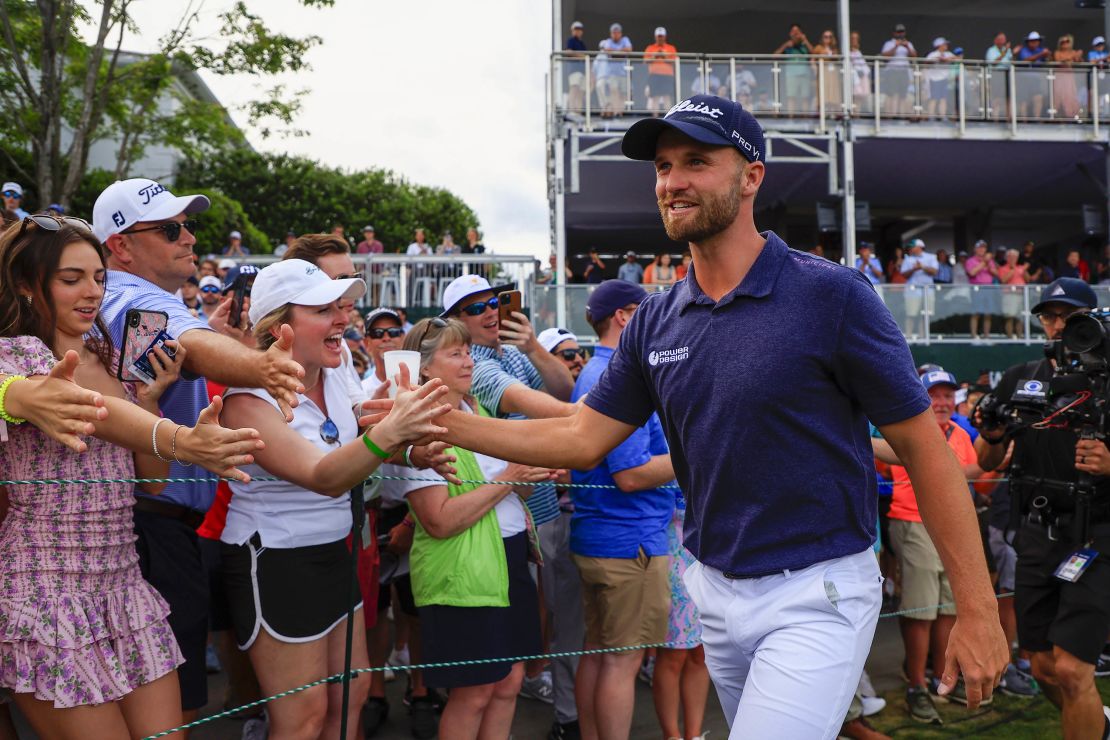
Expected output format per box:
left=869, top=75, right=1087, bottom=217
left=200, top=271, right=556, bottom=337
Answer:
left=622, top=95, right=765, bottom=164
left=921, top=370, right=959, bottom=391
left=222, top=264, right=260, bottom=294
left=1031, top=277, right=1098, bottom=314
left=586, top=279, right=648, bottom=323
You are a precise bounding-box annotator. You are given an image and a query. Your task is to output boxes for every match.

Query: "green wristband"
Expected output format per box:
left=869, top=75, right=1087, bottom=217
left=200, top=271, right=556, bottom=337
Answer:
left=362, top=431, right=392, bottom=461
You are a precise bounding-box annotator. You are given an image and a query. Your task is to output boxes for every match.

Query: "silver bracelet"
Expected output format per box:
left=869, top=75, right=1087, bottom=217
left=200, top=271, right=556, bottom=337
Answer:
left=151, top=418, right=172, bottom=462
left=404, top=444, right=415, bottom=468
left=171, top=424, right=186, bottom=465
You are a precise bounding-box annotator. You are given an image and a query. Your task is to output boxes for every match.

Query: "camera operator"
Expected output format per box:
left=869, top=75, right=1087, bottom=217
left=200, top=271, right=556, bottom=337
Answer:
left=975, top=277, right=1110, bottom=739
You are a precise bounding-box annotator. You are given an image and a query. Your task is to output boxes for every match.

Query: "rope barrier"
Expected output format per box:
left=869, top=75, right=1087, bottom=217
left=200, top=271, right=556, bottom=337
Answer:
left=0, top=475, right=1012, bottom=487
left=137, top=592, right=1019, bottom=739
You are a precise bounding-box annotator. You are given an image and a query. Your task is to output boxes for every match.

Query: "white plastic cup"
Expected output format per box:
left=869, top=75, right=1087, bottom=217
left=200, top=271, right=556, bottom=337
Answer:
left=383, top=350, right=421, bottom=399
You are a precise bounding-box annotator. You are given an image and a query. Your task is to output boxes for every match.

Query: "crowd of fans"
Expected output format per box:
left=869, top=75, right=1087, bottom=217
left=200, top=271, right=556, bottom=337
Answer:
left=561, top=21, right=1109, bottom=120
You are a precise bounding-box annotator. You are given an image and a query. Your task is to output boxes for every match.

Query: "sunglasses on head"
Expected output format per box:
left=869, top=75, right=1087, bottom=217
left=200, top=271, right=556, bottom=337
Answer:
left=319, top=416, right=340, bottom=445
left=460, top=296, right=499, bottom=316
left=18, top=213, right=92, bottom=239
left=333, top=272, right=361, bottom=281
left=368, top=327, right=405, bottom=339
left=415, top=316, right=450, bottom=348
left=121, top=219, right=198, bottom=243
left=557, top=348, right=586, bottom=361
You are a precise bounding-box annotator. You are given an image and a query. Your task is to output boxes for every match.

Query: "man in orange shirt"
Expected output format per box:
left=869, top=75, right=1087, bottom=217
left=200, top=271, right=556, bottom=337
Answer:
left=644, top=27, right=678, bottom=116
left=888, top=369, right=984, bottom=724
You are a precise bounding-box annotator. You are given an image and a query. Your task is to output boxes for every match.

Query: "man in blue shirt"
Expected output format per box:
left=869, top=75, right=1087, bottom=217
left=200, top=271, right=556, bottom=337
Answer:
left=92, top=177, right=304, bottom=718
left=855, top=242, right=883, bottom=286
left=441, top=95, right=1008, bottom=737
left=565, top=21, right=588, bottom=112
left=571, top=280, right=676, bottom=740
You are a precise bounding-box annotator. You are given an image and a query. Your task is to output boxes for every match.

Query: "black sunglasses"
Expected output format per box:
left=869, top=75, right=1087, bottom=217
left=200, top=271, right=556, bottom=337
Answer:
left=368, top=327, right=405, bottom=339
left=333, top=272, right=361, bottom=281
left=460, top=296, right=499, bottom=316
left=415, top=317, right=450, bottom=348
left=18, top=213, right=92, bottom=239
left=121, top=219, right=198, bottom=243
left=319, top=416, right=340, bottom=445
left=557, top=348, right=586, bottom=361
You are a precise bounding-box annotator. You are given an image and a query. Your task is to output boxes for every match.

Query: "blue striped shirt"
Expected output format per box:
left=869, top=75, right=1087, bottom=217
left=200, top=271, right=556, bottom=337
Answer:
left=470, top=344, right=559, bottom=526
left=101, top=270, right=217, bottom=512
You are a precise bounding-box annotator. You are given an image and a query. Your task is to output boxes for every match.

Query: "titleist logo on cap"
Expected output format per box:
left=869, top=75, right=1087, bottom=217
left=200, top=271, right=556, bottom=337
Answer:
left=666, top=99, right=724, bottom=119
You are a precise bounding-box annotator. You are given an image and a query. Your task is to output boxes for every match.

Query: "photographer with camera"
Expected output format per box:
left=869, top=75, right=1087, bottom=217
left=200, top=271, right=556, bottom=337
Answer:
left=975, top=277, right=1110, bottom=739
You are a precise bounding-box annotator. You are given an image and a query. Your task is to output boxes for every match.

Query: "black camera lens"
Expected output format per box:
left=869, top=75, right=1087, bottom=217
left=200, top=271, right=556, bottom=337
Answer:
left=1062, top=314, right=1105, bottom=355
left=129, top=314, right=139, bottom=327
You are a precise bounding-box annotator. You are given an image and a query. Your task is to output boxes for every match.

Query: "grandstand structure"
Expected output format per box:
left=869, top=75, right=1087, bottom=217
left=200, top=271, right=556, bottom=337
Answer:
left=542, top=0, right=1110, bottom=373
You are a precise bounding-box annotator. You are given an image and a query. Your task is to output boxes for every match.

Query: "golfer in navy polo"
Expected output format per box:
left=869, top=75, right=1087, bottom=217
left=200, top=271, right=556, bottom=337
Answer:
left=439, top=95, right=1007, bottom=738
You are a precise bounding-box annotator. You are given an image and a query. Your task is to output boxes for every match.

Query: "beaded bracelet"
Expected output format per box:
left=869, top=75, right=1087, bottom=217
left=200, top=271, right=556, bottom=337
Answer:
left=0, top=375, right=28, bottom=425
left=151, top=418, right=172, bottom=462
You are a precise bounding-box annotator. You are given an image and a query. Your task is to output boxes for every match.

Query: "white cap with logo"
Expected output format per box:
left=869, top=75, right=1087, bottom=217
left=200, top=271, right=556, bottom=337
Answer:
left=654, top=26, right=667, bottom=37
left=1, top=182, right=22, bottom=197
left=440, top=274, right=514, bottom=317
left=249, top=259, right=366, bottom=326
left=92, top=178, right=210, bottom=242
left=538, top=327, right=578, bottom=353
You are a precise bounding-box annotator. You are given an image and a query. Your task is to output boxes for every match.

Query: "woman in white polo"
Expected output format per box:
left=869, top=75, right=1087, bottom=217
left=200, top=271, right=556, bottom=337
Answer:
left=219, top=259, right=451, bottom=740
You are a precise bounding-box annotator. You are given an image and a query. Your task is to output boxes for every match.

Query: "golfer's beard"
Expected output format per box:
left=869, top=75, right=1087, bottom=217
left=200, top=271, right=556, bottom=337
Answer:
left=658, top=181, right=743, bottom=244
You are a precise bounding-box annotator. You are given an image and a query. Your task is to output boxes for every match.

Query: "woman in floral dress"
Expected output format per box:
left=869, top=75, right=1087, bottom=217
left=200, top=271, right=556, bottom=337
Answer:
left=0, top=216, right=262, bottom=738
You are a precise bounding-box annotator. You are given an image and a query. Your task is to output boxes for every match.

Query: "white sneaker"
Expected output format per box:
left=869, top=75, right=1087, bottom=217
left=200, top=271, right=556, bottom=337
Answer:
left=860, top=695, right=886, bottom=717
left=519, top=671, right=554, bottom=704
left=388, top=646, right=410, bottom=667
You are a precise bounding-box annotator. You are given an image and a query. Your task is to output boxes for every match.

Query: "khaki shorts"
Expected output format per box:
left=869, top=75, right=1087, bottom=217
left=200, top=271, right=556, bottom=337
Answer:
left=889, top=519, right=955, bottom=621
left=573, top=549, right=670, bottom=648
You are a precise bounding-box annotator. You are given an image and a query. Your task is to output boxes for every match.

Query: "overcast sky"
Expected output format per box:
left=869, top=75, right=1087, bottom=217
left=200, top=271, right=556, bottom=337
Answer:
left=119, top=0, right=553, bottom=257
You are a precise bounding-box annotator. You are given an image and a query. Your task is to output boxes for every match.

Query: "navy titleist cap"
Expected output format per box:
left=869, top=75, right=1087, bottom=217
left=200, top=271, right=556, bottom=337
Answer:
left=222, top=264, right=260, bottom=293
left=586, top=279, right=648, bottom=323
left=1031, top=277, right=1098, bottom=314
left=622, top=95, right=765, bottom=163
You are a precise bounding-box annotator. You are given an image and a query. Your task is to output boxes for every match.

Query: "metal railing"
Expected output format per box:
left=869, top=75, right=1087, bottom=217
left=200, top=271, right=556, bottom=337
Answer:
left=551, top=51, right=1108, bottom=134
left=534, top=282, right=1110, bottom=345
left=230, top=253, right=541, bottom=312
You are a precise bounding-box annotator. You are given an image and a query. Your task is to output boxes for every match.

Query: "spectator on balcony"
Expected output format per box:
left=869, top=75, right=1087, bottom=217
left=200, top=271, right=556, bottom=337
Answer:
left=1058, top=248, right=1090, bottom=282
left=1014, top=32, right=1051, bottom=118
left=812, top=30, right=842, bottom=112
left=773, top=24, right=814, bottom=115
left=406, top=228, right=431, bottom=257
left=849, top=31, right=872, bottom=113
left=356, top=225, right=383, bottom=255
left=646, top=253, right=678, bottom=286
left=998, top=248, right=1028, bottom=339
left=953, top=251, right=969, bottom=284
left=462, top=227, right=485, bottom=255
left=618, top=251, right=644, bottom=284
left=900, top=239, right=938, bottom=337
left=565, top=21, right=588, bottom=112
left=1089, top=35, right=1108, bottom=66
left=676, top=251, right=691, bottom=281
left=733, top=63, right=758, bottom=108
left=886, top=246, right=907, bottom=284
left=880, top=23, right=917, bottom=116
left=1018, top=240, right=1047, bottom=283
left=1053, top=35, right=1083, bottom=119
left=597, top=23, right=633, bottom=119
left=935, top=250, right=953, bottom=284
left=584, top=248, right=606, bottom=284
left=437, top=231, right=461, bottom=255
left=690, top=69, right=725, bottom=97
left=925, top=38, right=956, bottom=119
left=856, top=243, right=883, bottom=286
left=966, top=240, right=998, bottom=340
left=985, top=33, right=1014, bottom=119
left=644, top=27, right=678, bottom=116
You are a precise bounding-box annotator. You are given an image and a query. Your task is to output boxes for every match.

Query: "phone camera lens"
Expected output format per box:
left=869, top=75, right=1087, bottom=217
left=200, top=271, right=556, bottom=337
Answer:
left=129, top=315, right=139, bottom=327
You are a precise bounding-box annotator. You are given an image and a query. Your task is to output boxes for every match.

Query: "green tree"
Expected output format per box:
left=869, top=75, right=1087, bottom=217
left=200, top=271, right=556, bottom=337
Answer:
left=175, top=150, right=481, bottom=253
left=0, top=0, right=333, bottom=208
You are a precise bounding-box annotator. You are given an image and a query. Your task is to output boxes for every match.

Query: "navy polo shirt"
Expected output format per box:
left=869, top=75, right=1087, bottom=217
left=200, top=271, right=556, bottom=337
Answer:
left=569, top=346, right=676, bottom=559
left=584, top=232, right=929, bottom=576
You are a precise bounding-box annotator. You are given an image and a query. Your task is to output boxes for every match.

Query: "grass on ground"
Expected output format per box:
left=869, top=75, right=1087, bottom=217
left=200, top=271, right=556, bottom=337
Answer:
left=864, top=681, right=1110, bottom=738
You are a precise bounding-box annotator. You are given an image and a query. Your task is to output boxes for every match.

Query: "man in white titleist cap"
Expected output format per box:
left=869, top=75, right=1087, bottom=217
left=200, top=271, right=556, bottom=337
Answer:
left=92, top=177, right=306, bottom=719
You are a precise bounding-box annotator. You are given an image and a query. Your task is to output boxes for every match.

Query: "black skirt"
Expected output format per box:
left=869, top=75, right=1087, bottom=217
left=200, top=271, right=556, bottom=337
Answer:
left=221, top=535, right=362, bottom=650
left=418, top=532, right=542, bottom=688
